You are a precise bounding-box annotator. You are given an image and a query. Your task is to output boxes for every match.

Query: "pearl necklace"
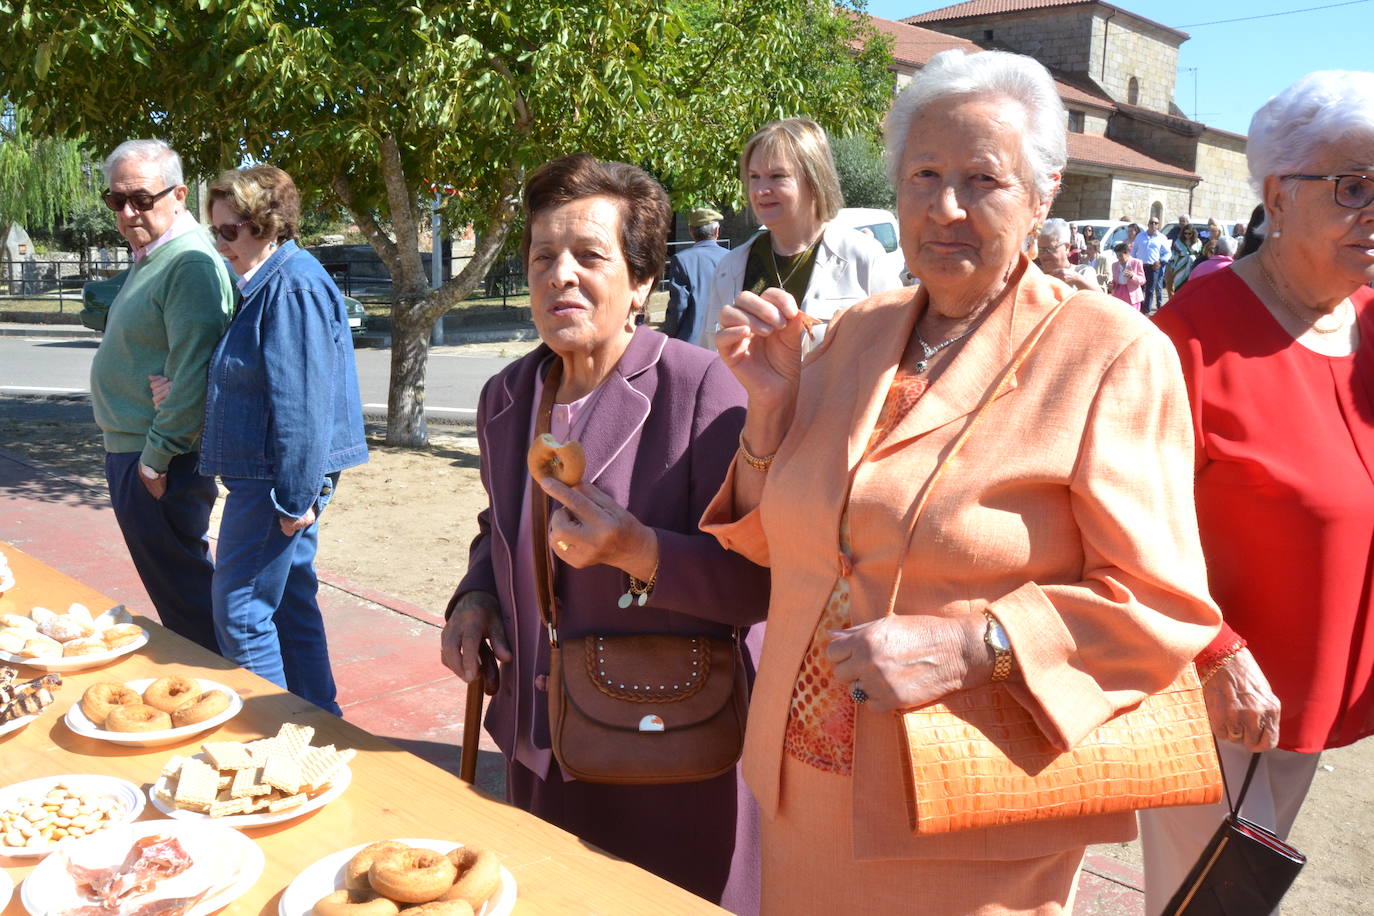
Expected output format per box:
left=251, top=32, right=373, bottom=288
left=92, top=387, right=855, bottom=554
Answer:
left=1258, top=259, right=1351, bottom=335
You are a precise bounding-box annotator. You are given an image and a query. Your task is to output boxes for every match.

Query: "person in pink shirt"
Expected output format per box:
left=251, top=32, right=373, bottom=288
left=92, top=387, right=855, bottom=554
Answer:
left=1110, top=241, right=1145, bottom=308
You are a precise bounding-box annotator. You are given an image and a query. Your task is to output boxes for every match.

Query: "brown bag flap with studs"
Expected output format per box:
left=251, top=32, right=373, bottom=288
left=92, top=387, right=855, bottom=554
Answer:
left=562, top=634, right=739, bottom=731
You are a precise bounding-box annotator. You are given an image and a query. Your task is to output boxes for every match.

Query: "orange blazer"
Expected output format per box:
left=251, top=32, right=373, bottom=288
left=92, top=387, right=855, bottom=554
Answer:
left=703, top=258, right=1221, bottom=861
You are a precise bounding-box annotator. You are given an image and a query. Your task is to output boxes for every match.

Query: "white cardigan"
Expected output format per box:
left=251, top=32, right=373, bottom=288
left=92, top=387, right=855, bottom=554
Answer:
left=699, top=222, right=902, bottom=349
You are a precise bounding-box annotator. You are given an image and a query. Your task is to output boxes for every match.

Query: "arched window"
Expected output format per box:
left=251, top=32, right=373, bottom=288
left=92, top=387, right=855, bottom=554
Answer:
left=1151, top=201, right=1164, bottom=224
left=1128, top=77, right=1140, bottom=106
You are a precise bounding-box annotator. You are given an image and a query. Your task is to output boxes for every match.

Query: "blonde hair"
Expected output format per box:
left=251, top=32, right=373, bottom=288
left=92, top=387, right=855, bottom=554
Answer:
left=207, top=165, right=300, bottom=243
left=739, top=118, right=844, bottom=223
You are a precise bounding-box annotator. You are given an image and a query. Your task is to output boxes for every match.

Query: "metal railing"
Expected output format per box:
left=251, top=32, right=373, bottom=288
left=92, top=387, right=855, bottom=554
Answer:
left=0, top=259, right=126, bottom=310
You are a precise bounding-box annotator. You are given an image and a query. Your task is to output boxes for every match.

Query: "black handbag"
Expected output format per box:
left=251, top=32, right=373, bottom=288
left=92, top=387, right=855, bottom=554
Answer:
left=1163, top=750, right=1307, bottom=915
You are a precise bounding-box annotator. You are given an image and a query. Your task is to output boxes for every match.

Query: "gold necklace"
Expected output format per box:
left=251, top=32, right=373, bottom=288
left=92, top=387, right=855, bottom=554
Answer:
left=1258, top=259, right=1350, bottom=334
left=769, top=235, right=819, bottom=290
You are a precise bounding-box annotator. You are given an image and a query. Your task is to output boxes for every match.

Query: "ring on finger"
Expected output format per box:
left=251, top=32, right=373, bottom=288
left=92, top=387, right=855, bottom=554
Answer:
left=1228, top=725, right=1244, bottom=739
left=850, top=682, right=869, bottom=705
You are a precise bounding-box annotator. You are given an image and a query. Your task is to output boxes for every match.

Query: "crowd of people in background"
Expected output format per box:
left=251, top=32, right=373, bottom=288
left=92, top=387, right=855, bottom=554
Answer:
left=82, top=41, right=1374, bottom=916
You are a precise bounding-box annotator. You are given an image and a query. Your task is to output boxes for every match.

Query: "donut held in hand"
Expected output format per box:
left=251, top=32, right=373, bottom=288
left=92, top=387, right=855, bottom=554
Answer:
left=104, top=703, right=173, bottom=732
left=142, top=676, right=198, bottom=713
left=81, top=682, right=142, bottom=725
left=313, top=890, right=401, bottom=916
left=369, top=849, right=458, bottom=904
left=527, top=434, right=585, bottom=486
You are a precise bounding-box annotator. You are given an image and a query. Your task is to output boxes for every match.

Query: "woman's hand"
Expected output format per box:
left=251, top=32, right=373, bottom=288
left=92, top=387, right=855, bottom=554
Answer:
left=828, top=614, right=987, bottom=713
left=279, top=507, right=316, bottom=536
left=440, top=589, right=512, bottom=685
left=1203, top=648, right=1281, bottom=751
left=537, top=477, right=658, bottom=582
left=149, top=374, right=171, bottom=409
left=716, top=288, right=808, bottom=453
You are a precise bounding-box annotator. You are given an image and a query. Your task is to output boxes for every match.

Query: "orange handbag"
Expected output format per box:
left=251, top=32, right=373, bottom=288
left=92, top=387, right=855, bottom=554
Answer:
left=881, top=294, right=1222, bottom=834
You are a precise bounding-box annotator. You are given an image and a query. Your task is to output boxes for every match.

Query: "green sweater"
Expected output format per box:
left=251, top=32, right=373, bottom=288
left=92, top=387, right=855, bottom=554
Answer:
left=90, top=226, right=234, bottom=471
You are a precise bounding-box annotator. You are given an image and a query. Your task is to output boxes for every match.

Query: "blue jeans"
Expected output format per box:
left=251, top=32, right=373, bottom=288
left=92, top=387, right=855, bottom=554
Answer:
left=105, top=451, right=219, bottom=653
left=1143, top=261, right=1165, bottom=312
left=212, top=476, right=341, bottom=714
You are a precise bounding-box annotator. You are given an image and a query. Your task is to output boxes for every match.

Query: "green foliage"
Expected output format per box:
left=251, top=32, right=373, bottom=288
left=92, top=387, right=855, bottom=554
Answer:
left=832, top=134, right=894, bottom=211
left=0, top=0, right=893, bottom=442
left=0, top=101, right=98, bottom=232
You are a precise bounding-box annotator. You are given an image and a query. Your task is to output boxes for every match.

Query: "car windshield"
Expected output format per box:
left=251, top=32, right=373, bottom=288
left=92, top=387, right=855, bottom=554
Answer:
left=858, top=223, right=899, bottom=253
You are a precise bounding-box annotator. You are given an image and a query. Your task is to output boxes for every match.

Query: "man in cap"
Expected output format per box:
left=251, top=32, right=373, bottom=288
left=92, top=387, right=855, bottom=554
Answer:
left=91, top=138, right=234, bottom=652
left=662, top=207, right=729, bottom=345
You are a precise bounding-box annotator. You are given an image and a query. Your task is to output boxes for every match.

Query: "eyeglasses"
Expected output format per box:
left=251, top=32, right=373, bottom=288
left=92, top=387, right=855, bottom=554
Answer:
left=209, top=220, right=256, bottom=242
left=1282, top=173, right=1374, bottom=210
left=101, top=186, right=175, bottom=212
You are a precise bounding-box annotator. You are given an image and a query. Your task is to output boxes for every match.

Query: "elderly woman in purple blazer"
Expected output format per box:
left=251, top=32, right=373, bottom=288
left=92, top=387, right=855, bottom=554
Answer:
left=439, top=154, right=769, bottom=914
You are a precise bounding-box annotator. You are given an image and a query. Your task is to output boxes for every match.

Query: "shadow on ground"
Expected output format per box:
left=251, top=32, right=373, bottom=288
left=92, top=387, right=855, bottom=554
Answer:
left=0, top=396, right=107, bottom=508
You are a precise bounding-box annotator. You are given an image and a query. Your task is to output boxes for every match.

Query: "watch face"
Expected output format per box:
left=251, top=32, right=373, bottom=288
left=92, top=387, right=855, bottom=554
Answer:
left=987, top=619, right=1011, bottom=652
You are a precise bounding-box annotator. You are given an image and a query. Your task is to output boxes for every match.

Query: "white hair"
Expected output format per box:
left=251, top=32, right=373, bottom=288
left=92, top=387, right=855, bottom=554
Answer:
left=1214, top=234, right=1237, bottom=257
left=885, top=49, right=1067, bottom=200
left=103, top=139, right=184, bottom=189
left=1038, top=217, right=1071, bottom=245
left=1248, top=70, right=1374, bottom=193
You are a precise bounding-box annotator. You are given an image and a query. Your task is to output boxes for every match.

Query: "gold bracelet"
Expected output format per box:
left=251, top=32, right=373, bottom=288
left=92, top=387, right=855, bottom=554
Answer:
left=738, top=433, right=776, bottom=472
left=1198, top=647, right=1245, bottom=685
left=618, top=559, right=659, bottom=608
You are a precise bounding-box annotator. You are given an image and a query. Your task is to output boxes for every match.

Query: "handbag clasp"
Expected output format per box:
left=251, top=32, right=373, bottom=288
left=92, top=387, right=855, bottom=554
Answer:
left=638, top=714, right=665, bottom=732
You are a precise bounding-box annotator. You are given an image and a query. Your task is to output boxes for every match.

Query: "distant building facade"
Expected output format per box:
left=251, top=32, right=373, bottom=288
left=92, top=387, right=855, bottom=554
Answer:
left=871, top=0, right=1255, bottom=226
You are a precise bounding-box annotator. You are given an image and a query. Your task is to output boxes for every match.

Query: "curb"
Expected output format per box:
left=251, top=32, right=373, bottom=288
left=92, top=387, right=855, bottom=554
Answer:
left=0, top=322, right=540, bottom=347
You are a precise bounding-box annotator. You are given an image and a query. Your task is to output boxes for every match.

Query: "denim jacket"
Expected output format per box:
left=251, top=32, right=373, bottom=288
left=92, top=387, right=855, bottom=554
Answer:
left=199, top=240, right=368, bottom=518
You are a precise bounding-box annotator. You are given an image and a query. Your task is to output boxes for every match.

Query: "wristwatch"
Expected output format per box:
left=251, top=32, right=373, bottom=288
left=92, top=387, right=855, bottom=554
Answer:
left=984, top=612, right=1013, bottom=682
left=139, top=462, right=165, bottom=480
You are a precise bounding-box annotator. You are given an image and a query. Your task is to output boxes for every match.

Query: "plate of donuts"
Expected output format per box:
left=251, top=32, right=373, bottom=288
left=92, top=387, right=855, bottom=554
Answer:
left=279, top=839, right=516, bottom=916
left=19, top=818, right=265, bottom=916
left=0, top=605, right=149, bottom=673
left=65, top=677, right=242, bottom=747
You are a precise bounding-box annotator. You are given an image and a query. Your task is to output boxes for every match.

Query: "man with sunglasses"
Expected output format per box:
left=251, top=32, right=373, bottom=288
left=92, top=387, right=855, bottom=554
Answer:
left=89, top=138, right=234, bottom=653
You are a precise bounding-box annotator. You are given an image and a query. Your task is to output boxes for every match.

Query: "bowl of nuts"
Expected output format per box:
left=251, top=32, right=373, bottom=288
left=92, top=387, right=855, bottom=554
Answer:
left=0, top=775, right=144, bottom=858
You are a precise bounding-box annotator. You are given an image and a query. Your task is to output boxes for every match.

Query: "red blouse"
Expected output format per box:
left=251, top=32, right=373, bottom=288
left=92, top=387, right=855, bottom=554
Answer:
left=1154, top=269, right=1374, bottom=752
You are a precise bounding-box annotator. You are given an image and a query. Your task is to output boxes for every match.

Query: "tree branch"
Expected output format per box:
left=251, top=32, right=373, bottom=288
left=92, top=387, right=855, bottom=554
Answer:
left=331, top=171, right=399, bottom=272
left=378, top=134, right=428, bottom=299
left=421, top=164, right=525, bottom=320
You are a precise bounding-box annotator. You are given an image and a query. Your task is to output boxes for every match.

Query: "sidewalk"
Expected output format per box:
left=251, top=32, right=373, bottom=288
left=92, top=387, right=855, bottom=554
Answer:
left=2, top=438, right=1369, bottom=914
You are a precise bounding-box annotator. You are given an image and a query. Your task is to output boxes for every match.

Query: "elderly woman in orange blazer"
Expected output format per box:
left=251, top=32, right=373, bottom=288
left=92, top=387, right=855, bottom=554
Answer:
left=702, top=48, right=1221, bottom=915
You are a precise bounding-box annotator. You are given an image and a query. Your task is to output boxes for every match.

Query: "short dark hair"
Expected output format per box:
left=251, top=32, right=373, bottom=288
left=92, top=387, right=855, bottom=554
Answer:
left=1114, top=242, right=1128, bottom=254
left=521, top=154, right=670, bottom=287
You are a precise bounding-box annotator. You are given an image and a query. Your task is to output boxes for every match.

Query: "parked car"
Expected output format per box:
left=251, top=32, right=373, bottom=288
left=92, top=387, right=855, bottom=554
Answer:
left=343, top=295, right=367, bottom=337
left=833, top=207, right=899, bottom=254
left=1068, top=219, right=1130, bottom=251
left=80, top=269, right=128, bottom=332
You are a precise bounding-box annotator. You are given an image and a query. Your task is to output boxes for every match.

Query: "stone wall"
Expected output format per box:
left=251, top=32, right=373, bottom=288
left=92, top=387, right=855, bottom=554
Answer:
left=1108, top=114, right=1198, bottom=170
left=1052, top=172, right=1115, bottom=220
left=1110, top=177, right=1194, bottom=225
left=1087, top=13, right=1181, bottom=113
left=1191, top=133, right=1256, bottom=225
left=929, top=8, right=1095, bottom=74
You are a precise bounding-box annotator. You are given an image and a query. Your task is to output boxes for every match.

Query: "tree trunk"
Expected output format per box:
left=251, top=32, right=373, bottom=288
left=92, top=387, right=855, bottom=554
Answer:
left=386, top=285, right=434, bottom=447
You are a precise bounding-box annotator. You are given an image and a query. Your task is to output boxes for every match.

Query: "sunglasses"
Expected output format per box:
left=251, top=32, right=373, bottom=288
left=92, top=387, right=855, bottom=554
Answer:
left=101, top=185, right=176, bottom=212
left=1282, top=173, right=1374, bottom=210
left=209, top=219, right=256, bottom=243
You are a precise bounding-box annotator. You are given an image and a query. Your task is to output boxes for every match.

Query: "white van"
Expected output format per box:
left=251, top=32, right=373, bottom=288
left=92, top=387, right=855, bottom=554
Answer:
left=833, top=207, right=911, bottom=285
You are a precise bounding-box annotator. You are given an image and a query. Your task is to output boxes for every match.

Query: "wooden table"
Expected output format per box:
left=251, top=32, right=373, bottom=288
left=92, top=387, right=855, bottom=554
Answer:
left=0, top=543, right=724, bottom=915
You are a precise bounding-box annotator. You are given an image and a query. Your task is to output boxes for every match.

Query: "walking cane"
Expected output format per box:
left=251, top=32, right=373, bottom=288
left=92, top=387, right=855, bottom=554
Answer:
left=459, top=643, right=497, bottom=784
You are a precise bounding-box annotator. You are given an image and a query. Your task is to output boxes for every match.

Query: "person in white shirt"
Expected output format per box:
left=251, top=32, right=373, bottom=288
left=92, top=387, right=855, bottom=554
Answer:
left=1130, top=216, right=1171, bottom=312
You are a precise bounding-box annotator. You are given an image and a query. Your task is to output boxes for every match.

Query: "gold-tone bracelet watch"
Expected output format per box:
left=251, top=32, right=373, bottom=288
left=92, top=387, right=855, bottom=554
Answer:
left=984, top=611, right=1013, bottom=682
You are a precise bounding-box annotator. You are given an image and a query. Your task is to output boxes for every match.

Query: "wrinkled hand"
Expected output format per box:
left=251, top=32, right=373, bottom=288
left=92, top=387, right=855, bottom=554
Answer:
left=278, top=506, right=317, bottom=537
left=1203, top=648, right=1280, bottom=751
left=537, top=477, right=657, bottom=581
left=440, top=589, right=511, bottom=687
left=715, top=287, right=808, bottom=423
left=149, top=374, right=171, bottom=410
left=137, top=462, right=167, bottom=500
left=827, top=614, right=987, bottom=713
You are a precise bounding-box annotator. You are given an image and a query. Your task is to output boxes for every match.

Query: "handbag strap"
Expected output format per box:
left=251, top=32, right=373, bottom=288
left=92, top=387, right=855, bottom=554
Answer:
left=531, top=358, right=564, bottom=646
left=880, top=293, right=1071, bottom=616
left=1222, top=748, right=1263, bottom=817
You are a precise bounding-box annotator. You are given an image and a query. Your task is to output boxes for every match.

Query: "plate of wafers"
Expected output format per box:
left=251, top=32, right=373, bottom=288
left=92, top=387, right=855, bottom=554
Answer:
left=148, top=723, right=354, bottom=826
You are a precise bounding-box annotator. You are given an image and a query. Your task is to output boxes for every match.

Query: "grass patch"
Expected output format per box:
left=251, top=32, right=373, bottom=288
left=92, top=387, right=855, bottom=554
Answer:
left=0, top=297, right=84, bottom=314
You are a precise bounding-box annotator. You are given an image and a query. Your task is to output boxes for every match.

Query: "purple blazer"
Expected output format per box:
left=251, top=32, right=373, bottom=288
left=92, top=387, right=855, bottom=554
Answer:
left=456, top=326, right=771, bottom=761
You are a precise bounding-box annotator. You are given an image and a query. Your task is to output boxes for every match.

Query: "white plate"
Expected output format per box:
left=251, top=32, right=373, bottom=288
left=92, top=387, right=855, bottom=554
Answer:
left=20, top=818, right=264, bottom=916
left=0, top=870, right=12, bottom=911
left=0, top=774, right=145, bottom=858
left=0, top=628, right=149, bottom=672
left=64, top=678, right=243, bottom=747
left=278, top=839, right=516, bottom=916
left=0, top=713, right=38, bottom=737
left=149, top=759, right=352, bottom=828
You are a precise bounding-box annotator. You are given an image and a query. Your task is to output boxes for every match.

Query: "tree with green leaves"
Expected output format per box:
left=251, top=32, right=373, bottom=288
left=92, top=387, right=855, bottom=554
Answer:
left=0, top=0, right=892, bottom=445
left=832, top=134, right=895, bottom=211
left=0, top=102, right=94, bottom=233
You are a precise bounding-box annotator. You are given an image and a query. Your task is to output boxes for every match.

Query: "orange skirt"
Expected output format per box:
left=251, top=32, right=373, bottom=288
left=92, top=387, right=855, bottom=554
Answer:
left=762, top=753, right=1085, bottom=915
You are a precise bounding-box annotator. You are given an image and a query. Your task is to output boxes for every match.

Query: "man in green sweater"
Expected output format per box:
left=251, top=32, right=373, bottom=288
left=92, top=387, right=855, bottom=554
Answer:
left=91, top=139, right=234, bottom=652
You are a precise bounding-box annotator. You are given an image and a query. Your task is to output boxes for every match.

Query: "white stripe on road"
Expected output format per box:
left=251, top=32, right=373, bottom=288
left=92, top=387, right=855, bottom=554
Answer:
left=361, top=404, right=477, bottom=417
left=0, top=386, right=86, bottom=393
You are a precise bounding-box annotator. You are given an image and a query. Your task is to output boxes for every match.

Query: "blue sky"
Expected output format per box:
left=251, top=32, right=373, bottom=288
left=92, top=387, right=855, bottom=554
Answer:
left=865, top=1, right=1373, bottom=135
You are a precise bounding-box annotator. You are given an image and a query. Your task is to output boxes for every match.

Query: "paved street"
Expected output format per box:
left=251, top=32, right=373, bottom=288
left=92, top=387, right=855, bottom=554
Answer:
left=0, top=335, right=521, bottom=417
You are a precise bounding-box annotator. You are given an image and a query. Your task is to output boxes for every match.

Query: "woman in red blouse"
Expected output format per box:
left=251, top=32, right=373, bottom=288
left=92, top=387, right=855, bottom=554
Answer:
left=1142, top=69, right=1374, bottom=913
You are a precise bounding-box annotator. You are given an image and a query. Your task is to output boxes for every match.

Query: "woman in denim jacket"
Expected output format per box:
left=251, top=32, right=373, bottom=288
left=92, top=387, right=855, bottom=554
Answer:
left=158, top=165, right=367, bottom=714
